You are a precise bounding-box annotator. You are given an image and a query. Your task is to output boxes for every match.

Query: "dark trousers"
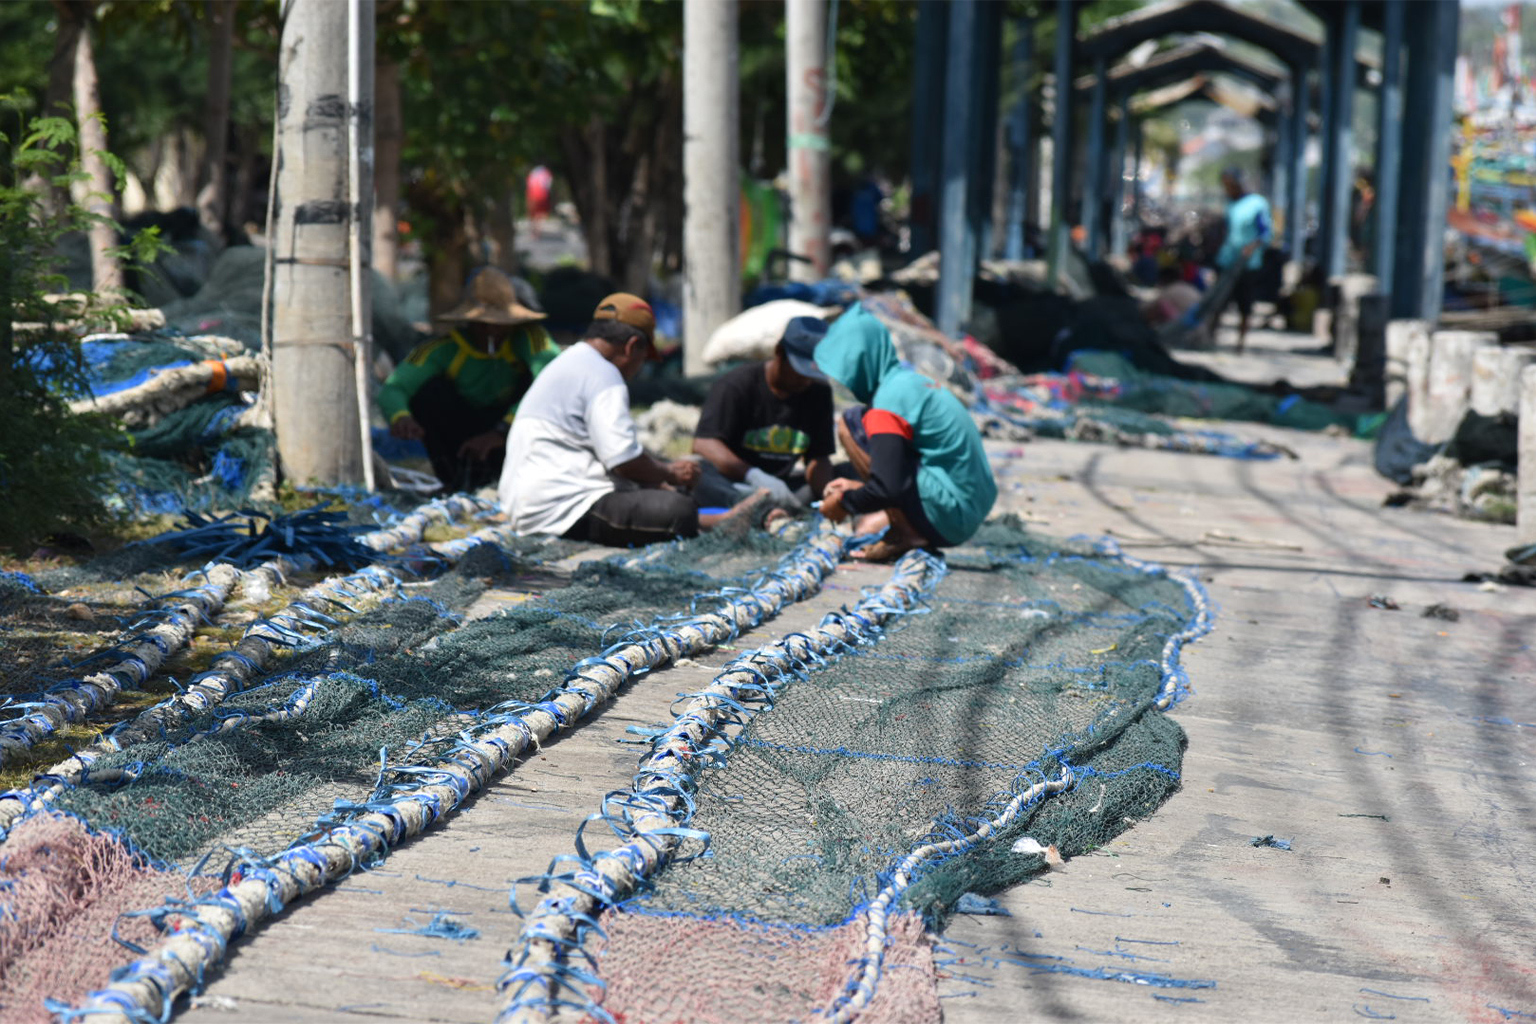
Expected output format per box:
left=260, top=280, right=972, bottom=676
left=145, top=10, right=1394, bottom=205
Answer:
left=409, top=375, right=505, bottom=491
left=563, top=489, right=699, bottom=548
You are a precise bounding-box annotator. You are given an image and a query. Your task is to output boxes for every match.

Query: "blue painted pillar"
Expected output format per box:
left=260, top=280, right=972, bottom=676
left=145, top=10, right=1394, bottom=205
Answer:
left=1322, top=0, right=1358, bottom=279
left=1081, top=55, right=1107, bottom=260
left=970, top=0, right=1003, bottom=261
left=1272, top=91, right=1291, bottom=249
left=1047, top=0, right=1076, bottom=287
left=1287, top=59, right=1309, bottom=260
left=1372, top=0, right=1405, bottom=296
left=1132, top=116, right=1143, bottom=226
left=1109, top=89, right=1130, bottom=257
left=909, top=0, right=946, bottom=256
left=1004, top=20, right=1034, bottom=261
left=935, top=0, right=976, bottom=339
left=1392, top=0, right=1459, bottom=322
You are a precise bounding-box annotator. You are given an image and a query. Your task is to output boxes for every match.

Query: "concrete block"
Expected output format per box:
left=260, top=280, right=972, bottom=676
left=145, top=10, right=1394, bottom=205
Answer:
left=1520, top=364, right=1536, bottom=545
left=1330, top=273, right=1378, bottom=367
left=1403, top=324, right=1434, bottom=438
left=1385, top=319, right=1429, bottom=409
left=1470, top=345, right=1536, bottom=418
left=1420, top=330, right=1498, bottom=444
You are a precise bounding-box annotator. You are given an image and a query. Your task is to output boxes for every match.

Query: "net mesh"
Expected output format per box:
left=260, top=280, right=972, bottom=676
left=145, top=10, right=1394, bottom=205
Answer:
left=1, top=528, right=818, bottom=1017
left=583, top=520, right=1198, bottom=1020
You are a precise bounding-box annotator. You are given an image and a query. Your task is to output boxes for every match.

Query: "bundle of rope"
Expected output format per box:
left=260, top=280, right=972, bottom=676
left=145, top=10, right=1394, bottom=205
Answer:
left=71, top=356, right=263, bottom=430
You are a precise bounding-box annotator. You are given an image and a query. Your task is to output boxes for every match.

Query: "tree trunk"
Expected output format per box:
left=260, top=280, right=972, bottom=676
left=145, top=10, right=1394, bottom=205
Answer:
left=197, top=0, right=235, bottom=245
left=373, top=57, right=402, bottom=281
left=42, top=2, right=81, bottom=215
left=71, top=5, right=123, bottom=294
left=486, top=189, right=516, bottom=273
left=562, top=115, right=613, bottom=279
left=230, top=125, right=259, bottom=232
left=270, top=0, right=366, bottom=486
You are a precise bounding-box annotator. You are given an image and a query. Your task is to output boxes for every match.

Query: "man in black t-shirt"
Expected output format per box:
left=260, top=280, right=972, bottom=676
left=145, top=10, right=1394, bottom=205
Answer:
left=692, top=317, right=836, bottom=510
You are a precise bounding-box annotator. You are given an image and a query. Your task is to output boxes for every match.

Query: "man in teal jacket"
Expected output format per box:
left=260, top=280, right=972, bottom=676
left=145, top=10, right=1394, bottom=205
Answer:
left=813, top=302, right=997, bottom=559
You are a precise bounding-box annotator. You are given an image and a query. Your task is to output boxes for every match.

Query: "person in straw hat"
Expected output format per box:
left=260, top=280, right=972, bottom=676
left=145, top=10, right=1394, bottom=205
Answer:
left=378, top=266, right=554, bottom=491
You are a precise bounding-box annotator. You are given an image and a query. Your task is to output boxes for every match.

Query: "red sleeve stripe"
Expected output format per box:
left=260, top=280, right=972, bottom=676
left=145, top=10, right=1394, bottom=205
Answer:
left=863, top=408, right=914, bottom=441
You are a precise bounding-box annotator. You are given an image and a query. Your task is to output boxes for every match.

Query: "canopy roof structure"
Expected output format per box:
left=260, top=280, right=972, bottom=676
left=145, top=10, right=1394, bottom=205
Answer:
left=1077, top=39, right=1288, bottom=97
left=1131, top=74, right=1281, bottom=127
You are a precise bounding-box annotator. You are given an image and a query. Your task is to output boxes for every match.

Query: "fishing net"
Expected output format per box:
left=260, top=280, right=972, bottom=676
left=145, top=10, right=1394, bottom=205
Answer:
left=1064, top=350, right=1382, bottom=438
left=2, top=526, right=816, bottom=1017
left=582, top=519, right=1201, bottom=1022
left=0, top=813, right=213, bottom=1024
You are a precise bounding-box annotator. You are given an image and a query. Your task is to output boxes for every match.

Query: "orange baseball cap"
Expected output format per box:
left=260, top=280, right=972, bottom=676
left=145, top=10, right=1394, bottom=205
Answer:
left=593, top=292, right=662, bottom=360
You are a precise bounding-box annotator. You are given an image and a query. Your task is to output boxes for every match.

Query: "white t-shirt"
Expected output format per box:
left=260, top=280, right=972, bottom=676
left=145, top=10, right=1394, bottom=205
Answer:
left=498, top=341, right=643, bottom=535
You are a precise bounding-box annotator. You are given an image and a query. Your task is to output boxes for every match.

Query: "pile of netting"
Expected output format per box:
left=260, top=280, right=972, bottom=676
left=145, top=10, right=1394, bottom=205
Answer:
left=502, top=518, right=1210, bottom=1024
left=68, top=332, right=274, bottom=514
left=978, top=364, right=1289, bottom=460
left=1060, top=351, right=1384, bottom=438
left=0, top=517, right=817, bottom=1022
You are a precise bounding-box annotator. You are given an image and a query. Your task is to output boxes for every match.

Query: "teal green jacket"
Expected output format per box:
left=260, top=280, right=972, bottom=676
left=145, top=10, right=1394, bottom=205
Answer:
left=815, top=303, right=997, bottom=544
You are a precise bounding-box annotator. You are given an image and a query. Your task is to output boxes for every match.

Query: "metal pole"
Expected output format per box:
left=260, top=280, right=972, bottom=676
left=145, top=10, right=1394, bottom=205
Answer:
left=272, top=0, right=365, bottom=486
left=1050, top=2, right=1075, bottom=288
left=936, top=0, right=976, bottom=339
left=1132, top=115, right=1143, bottom=227
left=683, top=0, right=740, bottom=377
left=787, top=0, right=830, bottom=280
left=1082, top=55, right=1107, bottom=260
left=1324, top=0, right=1358, bottom=279
left=1413, top=0, right=1459, bottom=325
left=1372, top=0, right=1405, bottom=296
left=970, top=0, right=1003, bottom=264
left=909, top=0, right=946, bottom=255
left=1109, top=89, right=1130, bottom=257
left=1004, top=19, right=1033, bottom=260
left=1272, top=86, right=1291, bottom=250
left=346, top=0, right=376, bottom=493
left=1287, top=59, right=1309, bottom=260
left=1046, top=0, right=1076, bottom=287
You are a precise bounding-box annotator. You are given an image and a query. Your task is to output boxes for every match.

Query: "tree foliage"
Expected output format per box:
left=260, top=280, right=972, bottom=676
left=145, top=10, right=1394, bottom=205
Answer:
left=0, top=98, right=163, bottom=550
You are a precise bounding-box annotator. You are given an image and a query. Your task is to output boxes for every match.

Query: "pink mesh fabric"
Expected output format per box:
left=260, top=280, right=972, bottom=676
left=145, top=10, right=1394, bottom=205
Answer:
left=589, top=909, right=940, bottom=1024
left=0, top=814, right=201, bottom=1024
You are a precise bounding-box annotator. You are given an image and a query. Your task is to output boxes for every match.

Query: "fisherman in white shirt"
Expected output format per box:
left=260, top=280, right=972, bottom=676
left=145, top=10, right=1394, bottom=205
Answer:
left=497, top=293, right=708, bottom=547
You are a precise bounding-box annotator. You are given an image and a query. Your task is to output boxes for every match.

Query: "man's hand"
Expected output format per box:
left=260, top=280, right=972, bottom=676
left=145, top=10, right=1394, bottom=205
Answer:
left=666, top=459, right=701, bottom=489
left=1241, top=241, right=1259, bottom=260
left=457, top=431, right=504, bottom=462
left=390, top=415, right=425, bottom=441
left=820, top=478, right=863, bottom=524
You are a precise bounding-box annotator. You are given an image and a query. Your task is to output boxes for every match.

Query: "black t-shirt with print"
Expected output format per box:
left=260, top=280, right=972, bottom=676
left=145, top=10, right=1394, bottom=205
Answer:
left=695, top=362, right=835, bottom=480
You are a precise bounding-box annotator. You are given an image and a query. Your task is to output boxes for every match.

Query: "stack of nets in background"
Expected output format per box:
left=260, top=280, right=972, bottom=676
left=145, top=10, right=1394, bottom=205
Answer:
left=73, top=332, right=274, bottom=514
left=978, top=363, right=1291, bottom=460
left=0, top=526, right=799, bottom=1021
left=583, top=519, right=1201, bottom=1023
left=1062, top=351, right=1385, bottom=438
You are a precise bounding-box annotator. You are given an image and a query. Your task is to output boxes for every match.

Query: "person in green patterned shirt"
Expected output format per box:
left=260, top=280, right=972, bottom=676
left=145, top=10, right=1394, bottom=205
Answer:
left=378, top=267, right=556, bottom=491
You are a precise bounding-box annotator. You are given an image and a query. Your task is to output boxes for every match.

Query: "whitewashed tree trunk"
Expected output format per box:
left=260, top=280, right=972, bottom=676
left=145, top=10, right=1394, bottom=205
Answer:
left=683, top=0, right=740, bottom=377
left=270, top=0, right=372, bottom=486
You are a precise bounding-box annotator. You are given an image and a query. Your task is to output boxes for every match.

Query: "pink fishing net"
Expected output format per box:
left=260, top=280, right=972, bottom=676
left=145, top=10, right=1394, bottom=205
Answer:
left=589, top=908, right=940, bottom=1024
left=0, top=814, right=203, bottom=1024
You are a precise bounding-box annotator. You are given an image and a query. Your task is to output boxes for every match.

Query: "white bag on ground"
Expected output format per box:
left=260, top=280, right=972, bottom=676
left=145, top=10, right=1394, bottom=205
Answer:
left=701, top=300, right=834, bottom=366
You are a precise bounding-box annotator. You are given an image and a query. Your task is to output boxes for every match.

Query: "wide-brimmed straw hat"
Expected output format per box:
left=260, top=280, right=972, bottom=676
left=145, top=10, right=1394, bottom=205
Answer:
left=439, top=267, right=547, bottom=326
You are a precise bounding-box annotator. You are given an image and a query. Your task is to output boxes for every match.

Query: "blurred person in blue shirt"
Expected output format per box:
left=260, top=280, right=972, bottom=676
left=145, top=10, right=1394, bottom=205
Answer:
left=1215, top=167, right=1272, bottom=354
